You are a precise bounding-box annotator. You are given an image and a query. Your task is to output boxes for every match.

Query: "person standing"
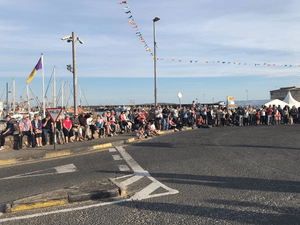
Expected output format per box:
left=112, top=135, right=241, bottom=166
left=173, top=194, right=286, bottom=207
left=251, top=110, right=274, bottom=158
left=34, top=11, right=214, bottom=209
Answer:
left=162, top=105, right=171, bottom=130
left=19, top=114, right=35, bottom=149
left=155, top=106, right=162, bottom=131
left=0, top=115, right=15, bottom=150
left=32, top=114, right=42, bottom=147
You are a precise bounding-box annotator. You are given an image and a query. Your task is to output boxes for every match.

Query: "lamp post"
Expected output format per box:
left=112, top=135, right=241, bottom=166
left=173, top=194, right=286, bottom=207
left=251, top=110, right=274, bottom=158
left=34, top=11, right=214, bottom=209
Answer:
left=61, top=32, right=84, bottom=115
left=246, top=90, right=248, bottom=100
left=153, top=17, right=160, bottom=107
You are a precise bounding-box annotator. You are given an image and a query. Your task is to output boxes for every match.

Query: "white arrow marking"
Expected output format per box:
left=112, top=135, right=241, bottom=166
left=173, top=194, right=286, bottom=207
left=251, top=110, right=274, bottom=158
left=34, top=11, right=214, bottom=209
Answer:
left=0, top=164, right=77, bottom=180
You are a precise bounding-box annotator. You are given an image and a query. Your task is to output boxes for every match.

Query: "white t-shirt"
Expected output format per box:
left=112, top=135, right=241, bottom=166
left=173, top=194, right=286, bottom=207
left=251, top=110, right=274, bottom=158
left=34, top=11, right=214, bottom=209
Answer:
left=87, top=117, right=93, bottom=125
left=155, top=109, right=162, bottom=118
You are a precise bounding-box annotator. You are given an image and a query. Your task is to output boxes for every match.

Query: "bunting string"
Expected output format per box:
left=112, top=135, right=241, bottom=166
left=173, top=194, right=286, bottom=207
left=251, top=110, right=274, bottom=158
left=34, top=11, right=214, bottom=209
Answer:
left=156, top=59, right=300, bottom=68
left=118, top=1, right=153, bottom=56
left=118, top=1, right=298, bottom=67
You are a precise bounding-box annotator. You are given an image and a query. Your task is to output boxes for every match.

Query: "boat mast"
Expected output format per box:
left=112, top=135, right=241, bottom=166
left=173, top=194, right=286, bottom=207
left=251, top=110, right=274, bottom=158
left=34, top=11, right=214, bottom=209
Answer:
left=53, top=66, right=56, bottom=108
left=61, top=80, right=64, bottom=109
left=12, top=79, right=15, bottom=114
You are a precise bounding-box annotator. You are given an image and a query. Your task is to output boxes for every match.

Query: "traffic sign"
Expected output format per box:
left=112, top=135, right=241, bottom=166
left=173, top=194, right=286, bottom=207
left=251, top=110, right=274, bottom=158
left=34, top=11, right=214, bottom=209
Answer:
left=46, top=108, right=63, bottom=123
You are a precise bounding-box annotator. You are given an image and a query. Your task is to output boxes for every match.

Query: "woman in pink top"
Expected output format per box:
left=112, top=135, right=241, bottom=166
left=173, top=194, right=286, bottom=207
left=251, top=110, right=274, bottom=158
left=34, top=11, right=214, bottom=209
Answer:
left=63, top=115, right=74, bottom=143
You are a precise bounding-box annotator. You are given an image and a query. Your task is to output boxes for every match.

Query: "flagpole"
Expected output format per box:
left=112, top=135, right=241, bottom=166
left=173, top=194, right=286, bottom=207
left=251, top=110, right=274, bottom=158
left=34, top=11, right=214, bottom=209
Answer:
left=27, top=82, right=30, bottom=115
left=42, top=53, right=45, bottom=118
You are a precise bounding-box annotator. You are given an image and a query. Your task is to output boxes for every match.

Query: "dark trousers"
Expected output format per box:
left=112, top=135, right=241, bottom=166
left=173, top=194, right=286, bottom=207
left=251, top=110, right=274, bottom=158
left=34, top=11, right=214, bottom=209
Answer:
left=42, top=129, right=54, bottom=145
left=0, top=131, right=14, bottom=146
left=63, top=128, right=74, bottom=139
left=89, top=125, right=97, bottom=136
left=19, top=131, right=35, bottom=148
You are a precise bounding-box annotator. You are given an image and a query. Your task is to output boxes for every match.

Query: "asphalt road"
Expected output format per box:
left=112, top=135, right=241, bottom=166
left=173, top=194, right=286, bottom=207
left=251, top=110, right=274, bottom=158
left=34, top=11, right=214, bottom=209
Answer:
left=0, top=150, right=122, bottom=204
left=0, top=125, right=300, bottom=224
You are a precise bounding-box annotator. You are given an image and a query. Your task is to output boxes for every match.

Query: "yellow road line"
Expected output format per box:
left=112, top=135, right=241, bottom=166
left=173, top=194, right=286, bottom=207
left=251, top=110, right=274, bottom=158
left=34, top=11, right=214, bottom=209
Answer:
left=10, top=200, right=68, bottom=212
left=93, top=143, right=112, bottom=150
left=45, top=151, right=70, bottom=158
left=157, top=131, right=165, bottom=134
left=126, top=138, right=135, bottom=143
left=185, top=127, right=192, bottom=130
left=0, top=159, right=16, bottom=166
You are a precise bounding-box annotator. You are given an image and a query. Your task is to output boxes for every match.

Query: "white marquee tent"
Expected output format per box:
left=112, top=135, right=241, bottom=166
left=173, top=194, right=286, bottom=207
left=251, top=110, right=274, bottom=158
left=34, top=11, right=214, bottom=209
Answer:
left=282, top=91, right=300, bottom=108
left=263, top=99, right=288, bottom=108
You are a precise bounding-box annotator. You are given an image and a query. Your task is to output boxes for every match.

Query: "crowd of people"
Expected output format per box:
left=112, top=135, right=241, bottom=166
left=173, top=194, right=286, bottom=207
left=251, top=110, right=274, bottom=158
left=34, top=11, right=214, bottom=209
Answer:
left=0, top=102, right=299, bottom=150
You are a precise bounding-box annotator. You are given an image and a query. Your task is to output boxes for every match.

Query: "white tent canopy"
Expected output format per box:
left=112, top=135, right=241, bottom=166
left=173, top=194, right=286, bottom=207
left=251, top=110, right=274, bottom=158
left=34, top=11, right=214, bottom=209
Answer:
left=263, top=99, right=288, bottom=108
left=283, top=91, right=300, bottom=108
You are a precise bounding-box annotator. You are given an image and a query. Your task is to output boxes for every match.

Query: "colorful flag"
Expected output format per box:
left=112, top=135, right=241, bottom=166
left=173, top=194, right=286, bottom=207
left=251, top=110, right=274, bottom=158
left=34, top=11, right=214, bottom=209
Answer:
left=27, top=57, right=42, bottom=84
left=118, top=1, right=127, bottom=4
left=124, top=6, right=129, bottom=9
left=132, top=26, right=138, bottom=28
left=127, top=15, right=133, bottom=19
left=125, top=11, right=131, bottom=14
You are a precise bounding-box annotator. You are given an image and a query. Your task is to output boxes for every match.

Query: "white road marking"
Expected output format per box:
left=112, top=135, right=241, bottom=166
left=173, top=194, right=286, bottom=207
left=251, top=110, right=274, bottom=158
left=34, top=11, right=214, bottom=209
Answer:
left=0, top=147, right=178, bottom=222
left=115, top=146, right=179, bottom=201
left=112, top=155, right=122, bottom=161
left=0, top=164, right=77, bottom=180
left=115, top=146, right=147, bottom=173
left=108, top=148, right=117, bottom=152
left=120, top=174, right=144, bottom=186
left=118, top=165, right=130, bottom=171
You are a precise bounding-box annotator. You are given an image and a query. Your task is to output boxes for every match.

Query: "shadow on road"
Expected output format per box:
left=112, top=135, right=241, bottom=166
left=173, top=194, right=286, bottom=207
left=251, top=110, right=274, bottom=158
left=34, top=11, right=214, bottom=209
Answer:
left=132, top=142, right=174, bottom=148
left=116, top=199, right=300, bottom=224
left=200, top=144, right=300, bottom=151
left=98, top=170, right=300, bottom=193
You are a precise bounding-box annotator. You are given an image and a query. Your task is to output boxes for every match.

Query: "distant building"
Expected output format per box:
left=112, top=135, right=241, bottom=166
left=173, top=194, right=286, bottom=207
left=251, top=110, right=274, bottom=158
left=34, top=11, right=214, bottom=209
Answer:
left=270, top=86, right=300, bottom=101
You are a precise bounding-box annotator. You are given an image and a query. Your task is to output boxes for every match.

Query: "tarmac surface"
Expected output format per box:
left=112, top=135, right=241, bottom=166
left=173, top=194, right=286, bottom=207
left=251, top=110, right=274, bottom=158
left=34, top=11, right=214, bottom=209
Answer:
left=0, top=125, right=299, bottom=224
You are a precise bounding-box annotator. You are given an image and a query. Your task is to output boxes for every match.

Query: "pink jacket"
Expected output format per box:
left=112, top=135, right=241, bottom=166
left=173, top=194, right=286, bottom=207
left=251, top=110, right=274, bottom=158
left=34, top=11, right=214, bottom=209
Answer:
left=19, top=119, right=32, bottom=132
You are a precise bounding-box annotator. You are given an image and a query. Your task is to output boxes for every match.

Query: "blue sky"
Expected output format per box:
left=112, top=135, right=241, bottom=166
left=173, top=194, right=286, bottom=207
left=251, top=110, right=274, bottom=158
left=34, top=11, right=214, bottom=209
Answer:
left=1, top=0, right=300, bottom=105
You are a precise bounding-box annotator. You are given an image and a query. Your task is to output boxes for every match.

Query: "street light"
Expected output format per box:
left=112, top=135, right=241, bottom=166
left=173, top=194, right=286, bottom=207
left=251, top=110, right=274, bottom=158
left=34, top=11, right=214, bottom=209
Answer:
left=246, top=90, right=248, bottom=100
left=153, top=17, right=160, bottom=107
left=61, top=32, right=84, bottom=115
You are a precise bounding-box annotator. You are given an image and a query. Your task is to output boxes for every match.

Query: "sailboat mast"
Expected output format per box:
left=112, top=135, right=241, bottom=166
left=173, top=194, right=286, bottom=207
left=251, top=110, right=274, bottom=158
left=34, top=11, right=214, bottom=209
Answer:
left=53, top=66, right=56, bottom=108
left=13, top=79, right=15, bottom=114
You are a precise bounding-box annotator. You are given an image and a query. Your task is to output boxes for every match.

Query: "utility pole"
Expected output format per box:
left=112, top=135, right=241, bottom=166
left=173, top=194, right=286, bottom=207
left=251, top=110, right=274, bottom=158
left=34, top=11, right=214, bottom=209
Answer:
left=153, top=17, right=160, bottom=107
left=61, top=32, right=83, bottom=115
